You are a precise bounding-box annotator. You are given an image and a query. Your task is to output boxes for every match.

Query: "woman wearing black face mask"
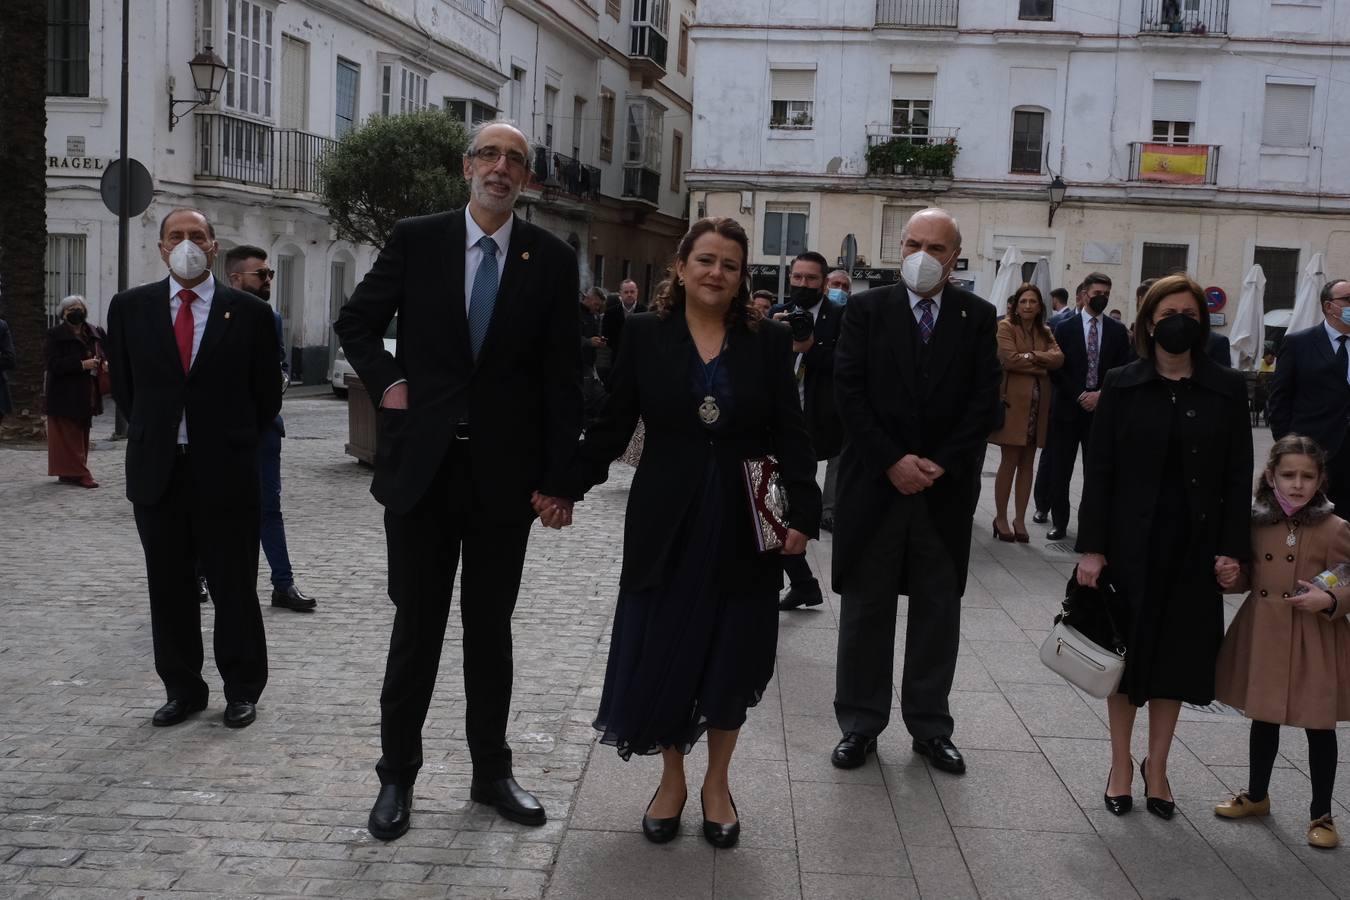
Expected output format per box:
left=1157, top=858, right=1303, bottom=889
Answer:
left=1073, top=274, right=1252, bottom=820
left=45, top=295, right=107, bottom=488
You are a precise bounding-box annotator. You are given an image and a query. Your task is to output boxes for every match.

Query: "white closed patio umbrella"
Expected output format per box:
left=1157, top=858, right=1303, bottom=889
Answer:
left=1286, top=252, right=1325, bottom=334
left=988, top=245, right=1023, bottom=315
left=1228, top=264, right=1266, bottom=370
left=1030, top=256, right=1053, bottom=305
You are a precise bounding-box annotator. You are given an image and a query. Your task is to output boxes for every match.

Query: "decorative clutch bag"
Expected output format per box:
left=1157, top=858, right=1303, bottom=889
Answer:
left=741, top=455, right=790, bottom=553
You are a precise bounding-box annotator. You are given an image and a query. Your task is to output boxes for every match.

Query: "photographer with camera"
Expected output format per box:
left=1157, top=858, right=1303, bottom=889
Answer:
left=772, top=251, right=845, bottom=610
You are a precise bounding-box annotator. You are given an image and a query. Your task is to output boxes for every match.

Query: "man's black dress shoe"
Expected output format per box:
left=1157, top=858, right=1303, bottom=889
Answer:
left=196, top=576, right=210, bottom=604
left=470, top=776, right=546, bottom=826
left=641, top=785, right=686, bottom=844
left=913, top=736, right=966, bottom=774
left=223, top=700, right=256, bottom=729
left=700, top=789, right=740, bottom=849
left=368, top=784, right=412, bottom=841
left=271, top=584, right=317, bottom=612
left=820, top=514, right=834, bottom=533
left=779, top=579, right=824, bottom=611
left=1046, top=527, right=1067, bottom=541
left=1031, top=510, right=1049, bottom=524
left=831, top=732, right=877, bottom=769
left=152, top=697, right=206, bottom=727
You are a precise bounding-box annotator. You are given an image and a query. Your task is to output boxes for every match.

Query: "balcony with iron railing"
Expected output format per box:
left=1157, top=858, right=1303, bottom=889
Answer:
left=875, top=0, right=958, bottom=28
left=622, top=166, right=661, bottom=205
left=1128, top=141, right=1220, bottom=185
left=529, top=145, right=601, bottom=203
left=865, top=125, right=960, bottom=179
left=195, top=112, right=337, bottom=194
left=629, top=24, right=668, bottom=78
left=1139, top=0, right=1227, bottom=35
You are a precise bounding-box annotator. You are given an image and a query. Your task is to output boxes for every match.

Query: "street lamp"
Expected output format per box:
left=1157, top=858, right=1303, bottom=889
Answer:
left=1047, top=174, right=1067, bottom=227
left=168, top=45, right=229, bottom=131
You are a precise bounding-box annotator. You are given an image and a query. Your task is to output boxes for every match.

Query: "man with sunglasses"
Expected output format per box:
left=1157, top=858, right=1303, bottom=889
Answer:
left=336, top=120, right=583, bottom=841
left=225, top=245, right=317, bottom=614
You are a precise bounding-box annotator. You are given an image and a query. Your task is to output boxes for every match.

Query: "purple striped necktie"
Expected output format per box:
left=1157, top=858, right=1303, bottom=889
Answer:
left=917, top=298, right=935, bottom=344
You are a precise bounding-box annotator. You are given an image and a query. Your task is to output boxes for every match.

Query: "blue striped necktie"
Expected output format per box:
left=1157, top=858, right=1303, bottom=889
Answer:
left=917, top=298, right=935, bottom=344
left=468, top=235, right=499, bottom=359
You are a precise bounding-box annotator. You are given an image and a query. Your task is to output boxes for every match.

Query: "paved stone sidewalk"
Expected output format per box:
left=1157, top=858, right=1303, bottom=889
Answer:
left=1, top=398, right=1346, bottom=898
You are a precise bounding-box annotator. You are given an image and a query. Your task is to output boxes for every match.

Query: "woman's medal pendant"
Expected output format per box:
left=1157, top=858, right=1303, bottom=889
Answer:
left=698, top=394, right=721, bottom=425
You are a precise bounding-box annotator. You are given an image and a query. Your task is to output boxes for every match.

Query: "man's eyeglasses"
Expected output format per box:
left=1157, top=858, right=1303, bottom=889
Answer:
left=469, top=147, right=528, bottom=170
left=245, top=268, right=275, bottom=281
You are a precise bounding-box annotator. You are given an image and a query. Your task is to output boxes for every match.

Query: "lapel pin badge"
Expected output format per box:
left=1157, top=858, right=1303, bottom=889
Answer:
left=224, top=311, right=231, bottom=320
left=522, top=251, right=530, bottom=260
left=961, top=310, right=967, bottom=318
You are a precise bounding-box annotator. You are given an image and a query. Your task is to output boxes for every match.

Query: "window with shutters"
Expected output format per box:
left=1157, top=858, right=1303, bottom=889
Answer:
left=544, top=86, right=558, bottom=149
left=1254, top=246, right=1300, bottom=312
left=47, top=0, right=90, bottom=97
left=572, top=97, right=586, bottom=158
left=1262, top=81, right=1313, bottom=148
left=763, top=204, right=809, bottom=257
left=223, top=0, right=274, bottom=118
left=44, top=235, right=87, bottom=326
left=599, top=88, right=616, bottom=161
left=770, top=68, right=815, bottom=130
left=678, top=20, right=689, bottom=75
left=880, top=205, right=924, bottom=263
left=1150, top=79, right=1199, bottom=143
left=445, top=98, right=495, bottom=125
left=1010, top=108, right=1045, bottom=173
left=509, top=66, right=527, bottom=123
left=335, top=58, right=359, bottom=136
left=890, top=72, right=934, bottom=141
left=625, top=97, right=664, bottom=169
left=1141, top=242, right=1190, bottom=281
left=380, top=60, right=428, bottom=116
left=670, top=130, right=682, bottom=192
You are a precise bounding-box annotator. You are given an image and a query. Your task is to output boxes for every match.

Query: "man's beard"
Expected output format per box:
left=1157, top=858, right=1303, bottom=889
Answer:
left=471, top=175, right=521, bottom=215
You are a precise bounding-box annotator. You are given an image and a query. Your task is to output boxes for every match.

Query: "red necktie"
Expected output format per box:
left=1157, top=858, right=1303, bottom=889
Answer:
left=174, top=290, right=197, bottom=372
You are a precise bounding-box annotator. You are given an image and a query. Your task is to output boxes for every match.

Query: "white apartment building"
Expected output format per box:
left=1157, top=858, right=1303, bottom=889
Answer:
left=689, top=0, right=1350, bottom=327
left=44, top=0, right=692, bottom=383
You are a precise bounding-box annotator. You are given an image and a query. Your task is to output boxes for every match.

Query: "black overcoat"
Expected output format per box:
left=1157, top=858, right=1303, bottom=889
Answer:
left=830, top=282, right=1002, bottom=595
left=44, top=323, right=103, bottom=422
left=568, top=310, right=821, bottom=594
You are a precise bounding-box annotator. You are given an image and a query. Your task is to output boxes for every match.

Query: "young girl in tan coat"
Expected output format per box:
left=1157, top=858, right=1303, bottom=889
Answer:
left=1213, top=435, right=1350, bottom=849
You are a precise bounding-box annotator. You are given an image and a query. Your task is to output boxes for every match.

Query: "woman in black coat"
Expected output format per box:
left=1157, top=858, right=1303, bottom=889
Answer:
left=544, top=217, right=820, bottom=848
left=45, top=295, right=106, bottom=488
left=1076, top=274, right=1252, bottom=820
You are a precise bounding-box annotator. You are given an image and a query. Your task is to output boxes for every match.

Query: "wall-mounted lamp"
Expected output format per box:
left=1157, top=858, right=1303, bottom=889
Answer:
left=168, top=46, right=230, bottom=131
left=1047, top=174, right=1067, bottom=227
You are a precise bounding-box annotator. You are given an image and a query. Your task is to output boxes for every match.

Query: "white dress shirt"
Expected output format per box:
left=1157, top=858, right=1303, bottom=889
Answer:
left=464, top=208, right=513, bottom=315
left=1325, top=320, right=1350, bottom=384
left=169, top=274, right=214, bottom=444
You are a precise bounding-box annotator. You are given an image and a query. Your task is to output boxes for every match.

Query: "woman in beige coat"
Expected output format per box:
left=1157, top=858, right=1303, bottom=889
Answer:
left=988, top=284, right=1063, bottom=541
left=1213, top=435, right=1350, bottom=849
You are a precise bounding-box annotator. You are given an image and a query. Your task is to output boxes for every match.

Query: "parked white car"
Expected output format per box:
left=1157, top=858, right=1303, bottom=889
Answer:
left=330, top=317, right=396, bottom=397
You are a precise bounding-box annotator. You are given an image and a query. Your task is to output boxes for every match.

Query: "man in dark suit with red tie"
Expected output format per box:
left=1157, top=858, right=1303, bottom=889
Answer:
left=106, top=208, right=281, bottom=730
left=1046, top=272, right=1133, bottom=541
left=335, top=121, right=583, bottom=841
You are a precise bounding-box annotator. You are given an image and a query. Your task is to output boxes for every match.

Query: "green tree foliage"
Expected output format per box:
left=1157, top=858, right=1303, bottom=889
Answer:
left=320, top=112, right=471, bottom=248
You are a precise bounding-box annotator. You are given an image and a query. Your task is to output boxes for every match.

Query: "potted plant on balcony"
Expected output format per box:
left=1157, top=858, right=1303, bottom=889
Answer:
left=866, top=137, right=959, bottom=177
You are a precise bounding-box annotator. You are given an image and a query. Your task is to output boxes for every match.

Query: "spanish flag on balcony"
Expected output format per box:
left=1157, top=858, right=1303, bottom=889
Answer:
left=1138, top=143, right=1208, bottom=184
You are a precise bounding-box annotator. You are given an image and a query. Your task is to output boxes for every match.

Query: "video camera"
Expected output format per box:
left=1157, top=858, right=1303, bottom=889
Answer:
left=783, top=305, right=814, bottom=342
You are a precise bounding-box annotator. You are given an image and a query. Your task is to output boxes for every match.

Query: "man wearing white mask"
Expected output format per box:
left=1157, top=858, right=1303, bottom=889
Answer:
left=106, top=207, right=281, bottom=730
left=828, top=208, right=1001, bottom=776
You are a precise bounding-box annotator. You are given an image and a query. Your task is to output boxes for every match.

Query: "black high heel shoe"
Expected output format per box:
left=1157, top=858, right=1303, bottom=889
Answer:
left=641, top=785, right=686, bottom=844
left=1140, top=757, right=1175, bottom=820
left=1103, top=764, right=1132, bottom=816
left=700, top=788, right=740, bottom=849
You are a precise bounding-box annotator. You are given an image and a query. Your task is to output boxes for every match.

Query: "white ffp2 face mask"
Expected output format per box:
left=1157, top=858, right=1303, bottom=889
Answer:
left=901, top=249, right=950, bottom=295
left=169, top=241, right=209, bottom=281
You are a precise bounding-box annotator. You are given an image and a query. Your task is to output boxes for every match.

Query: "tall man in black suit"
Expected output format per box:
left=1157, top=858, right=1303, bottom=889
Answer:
left=106, top=208, right=281, bottom=730
left=1032, top=283, right=1082, bottom=523
left=334, top=121, right=583, bottom=841
left=1046, top=272, right=1132, bottom=541
left=774, top=250, right=844, bottom=611
left=1268, top=278, right=1350, bottom=512
left=830, top=208, right=1002, bottom=775
left=600, top=278, right=645, bottom=383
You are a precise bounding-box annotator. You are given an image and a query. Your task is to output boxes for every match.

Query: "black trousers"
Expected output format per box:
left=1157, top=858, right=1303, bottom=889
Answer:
left=133, top=453, right=268, bottom=705
left=1327, top=443, right=1350, bottom=516
left=782, top=552, right=815, bottom=587
left=376, top=441, right=532, bottom=788
left=834, top=495, right=961, bottom=741
left=1033, top=437, right=1054, bottom=514
left=1049, top=407, right=1094, bottom=531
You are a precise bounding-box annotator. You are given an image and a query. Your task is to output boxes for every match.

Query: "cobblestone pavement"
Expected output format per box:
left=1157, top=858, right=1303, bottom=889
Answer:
left=2, top=395, right=1346, bottom=899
